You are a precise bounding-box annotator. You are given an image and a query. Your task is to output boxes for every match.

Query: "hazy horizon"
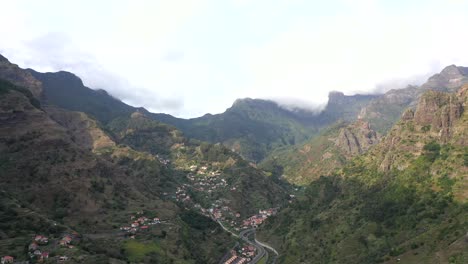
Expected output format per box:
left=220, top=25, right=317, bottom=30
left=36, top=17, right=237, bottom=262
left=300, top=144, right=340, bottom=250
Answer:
left=2, top=0, right=468, bottom=117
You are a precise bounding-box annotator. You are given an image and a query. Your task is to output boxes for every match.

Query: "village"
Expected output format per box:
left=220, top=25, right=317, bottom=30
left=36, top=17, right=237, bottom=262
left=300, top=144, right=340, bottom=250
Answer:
left=166, top=164, right=281, bottom=264
left=118, top=211, right=161, bottom=238
left=222, top=245, right=257, bottom=264
left=1, top=231, right=81, bottom=264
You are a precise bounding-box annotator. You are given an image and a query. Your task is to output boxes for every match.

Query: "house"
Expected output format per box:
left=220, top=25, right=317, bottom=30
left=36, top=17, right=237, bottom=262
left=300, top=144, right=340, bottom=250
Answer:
left=29, top=242, right=39, bottom=251
left=63, top=235, right=72, bottom=243
left=58, top=256, right=69, bottom=262
left=41, top=252, right=49, bottom=259
left=140, top=225, right=149, bottom=230
left=224, top=255, right=237, bottom=264
left=34, top=235, right=48, bottom=244
left=59, top=236, right=72, bottom=247
left=1, top=256, right=14, bottom=264
left=237, top=258, right=247, bottom=264
left=33, top=250, right=42, bottom=256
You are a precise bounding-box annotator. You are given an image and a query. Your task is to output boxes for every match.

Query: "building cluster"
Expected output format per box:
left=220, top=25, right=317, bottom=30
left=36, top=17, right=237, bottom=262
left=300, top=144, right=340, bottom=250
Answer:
left=189, top=174, right=227, bottom=193
left=1, top=256, right=14, bottom=264
left=242, top=208, right=278, bottom=228
left=224, top=255, right=247, bottom=264
left=223, top=244, right=258, bottom=264
left=27, top=235, right=49, bottom=262
left=119, top=212, right=161, bottom=237
left=155, top=155, right=171, bottom=165
left=188, top=164, right=222, bottom=176
left=173, top=170, right=228, bottom=204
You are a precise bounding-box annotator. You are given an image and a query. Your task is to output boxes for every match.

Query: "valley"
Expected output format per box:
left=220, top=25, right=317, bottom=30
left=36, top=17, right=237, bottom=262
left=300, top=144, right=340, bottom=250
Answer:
left=0, top=53, right=467, bottom=264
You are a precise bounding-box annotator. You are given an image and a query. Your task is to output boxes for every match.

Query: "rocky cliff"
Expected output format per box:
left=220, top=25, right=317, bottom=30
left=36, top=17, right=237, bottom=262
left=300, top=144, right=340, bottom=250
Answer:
left=360, top=65, right=468, bottom=134
left=261, top=119, right=380, bottom=185
left=335, top=119, right=379, bottom=155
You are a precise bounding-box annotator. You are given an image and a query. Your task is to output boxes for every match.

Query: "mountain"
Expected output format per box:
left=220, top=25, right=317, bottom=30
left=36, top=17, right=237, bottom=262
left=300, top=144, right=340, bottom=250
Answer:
left=0, top=56, right=288, bottom=263
left=257, top=86, right=468, bottom=263
left=262, top=65, right=468, bottom=186
left=360, top=65, right=468, bottom=134
left=0, top=79, right=238, bottom=263
left=0, top=54, right=42, bottom=97
left=28, top=69, right=136, bottom=124
left=261, top=119, right=380, bottom=185
left=20, top=58, right=377, bottom=163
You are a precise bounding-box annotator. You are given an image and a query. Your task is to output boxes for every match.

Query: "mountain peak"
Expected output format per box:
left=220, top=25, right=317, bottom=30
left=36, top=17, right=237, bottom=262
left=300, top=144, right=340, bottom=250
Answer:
left=328, top=91, right=345, bottom=98
left=439, top=64, right=464, bottom=78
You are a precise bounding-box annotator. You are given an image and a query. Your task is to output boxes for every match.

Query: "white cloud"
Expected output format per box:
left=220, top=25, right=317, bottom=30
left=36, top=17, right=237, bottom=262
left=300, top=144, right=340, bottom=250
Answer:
left=241, top=0, right=468, bottom=110
left=2, top=0, right=468, bottom=117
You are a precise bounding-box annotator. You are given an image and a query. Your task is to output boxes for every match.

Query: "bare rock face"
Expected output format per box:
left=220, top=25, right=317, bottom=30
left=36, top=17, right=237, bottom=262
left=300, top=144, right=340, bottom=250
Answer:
left=335, top=119, right=379, bottom=155
left=401, top=109, right=414, bottom=121
left=375, top=87, right=467, bottom=172
left=421, top=65, right=468, bottom=92
left=413, top=90, right=464, bottom=142
left=0, top=54, right=43, bottom=98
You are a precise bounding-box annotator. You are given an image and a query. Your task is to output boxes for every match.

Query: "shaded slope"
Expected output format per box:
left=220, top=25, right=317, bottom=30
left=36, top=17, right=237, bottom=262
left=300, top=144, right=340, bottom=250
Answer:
left=0, top=80, right=234, bottom=263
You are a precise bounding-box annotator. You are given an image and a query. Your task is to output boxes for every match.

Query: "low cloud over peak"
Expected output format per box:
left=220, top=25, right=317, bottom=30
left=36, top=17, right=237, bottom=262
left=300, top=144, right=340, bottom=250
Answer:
left=2, top=0, right=468, bottom=117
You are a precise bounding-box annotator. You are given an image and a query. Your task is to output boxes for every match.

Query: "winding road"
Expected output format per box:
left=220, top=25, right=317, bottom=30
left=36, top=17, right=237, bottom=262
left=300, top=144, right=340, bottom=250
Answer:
left=217, top=221, right=279, bottom=264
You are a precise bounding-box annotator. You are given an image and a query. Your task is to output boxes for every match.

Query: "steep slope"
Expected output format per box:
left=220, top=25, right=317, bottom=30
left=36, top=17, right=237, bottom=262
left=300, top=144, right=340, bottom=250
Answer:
left=0, top=63, right=290, bottom=262
left=174, top=93, right=378, bottom=162
left=106, top=110, right=289, bottom=216
left=261, top=119, right=379, bottom=185
left=360, top=65, right=468, bottom=134
left=0, top=80, right=235, bottom=263
left=0, top=55, right=42, bottom=97
left=0, top=53, right=374, bottom=163
left=28, top=69, right=136, bottom=124
left=258, top=87, right=468, bottom=264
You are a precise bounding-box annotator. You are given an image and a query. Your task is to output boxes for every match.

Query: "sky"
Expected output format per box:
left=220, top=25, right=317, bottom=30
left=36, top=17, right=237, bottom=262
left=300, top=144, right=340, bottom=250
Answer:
left=1, top=0, right=468, bottom=117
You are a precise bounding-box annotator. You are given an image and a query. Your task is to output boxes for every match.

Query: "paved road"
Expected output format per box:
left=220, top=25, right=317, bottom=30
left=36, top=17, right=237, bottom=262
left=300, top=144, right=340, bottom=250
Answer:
left=239, top=229, right=266, bottom=263
left=216, top=221, right=279, bottom=264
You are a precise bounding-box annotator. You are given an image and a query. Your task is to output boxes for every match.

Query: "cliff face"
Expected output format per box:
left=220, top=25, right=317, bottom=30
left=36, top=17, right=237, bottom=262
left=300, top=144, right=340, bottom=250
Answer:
left=359, top=65, right=468, bottom=134
left=261, top=119, right=380, bottom=185
left=335, top=119, right=379, bottom=155
left=421, top=65, right=468, bottom=92
left=371, top=85, right=467, bottom=185
left=413, top=88, right=464, bottom=142
left=258, top=87, right=468, bottom=264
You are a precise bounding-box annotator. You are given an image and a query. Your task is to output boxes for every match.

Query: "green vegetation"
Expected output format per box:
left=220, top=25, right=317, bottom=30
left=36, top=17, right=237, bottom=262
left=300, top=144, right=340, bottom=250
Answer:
left=0, top=79, right=40, bottom=108
left=181, top=211, right=218, bottom=230
left=258, top=87, right=468, bottom=263
left=123, top=240, right=163, bottom=262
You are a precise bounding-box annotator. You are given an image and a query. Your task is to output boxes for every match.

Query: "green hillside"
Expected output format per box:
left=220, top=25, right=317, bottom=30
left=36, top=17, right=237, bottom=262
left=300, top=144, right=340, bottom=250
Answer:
left=257, top=87, right=468, bottom=263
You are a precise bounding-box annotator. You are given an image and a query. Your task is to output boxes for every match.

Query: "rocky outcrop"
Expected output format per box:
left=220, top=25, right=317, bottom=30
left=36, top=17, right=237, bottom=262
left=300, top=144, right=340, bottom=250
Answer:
left=335, top=119, right=379, bottom=155
left=413, top=90, right=464, bottom=142
left=375, top=86, right=467, bottom=172
left=360, top=65, right=468, bottom=134
left=421, top=65, right=468, bottom=92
